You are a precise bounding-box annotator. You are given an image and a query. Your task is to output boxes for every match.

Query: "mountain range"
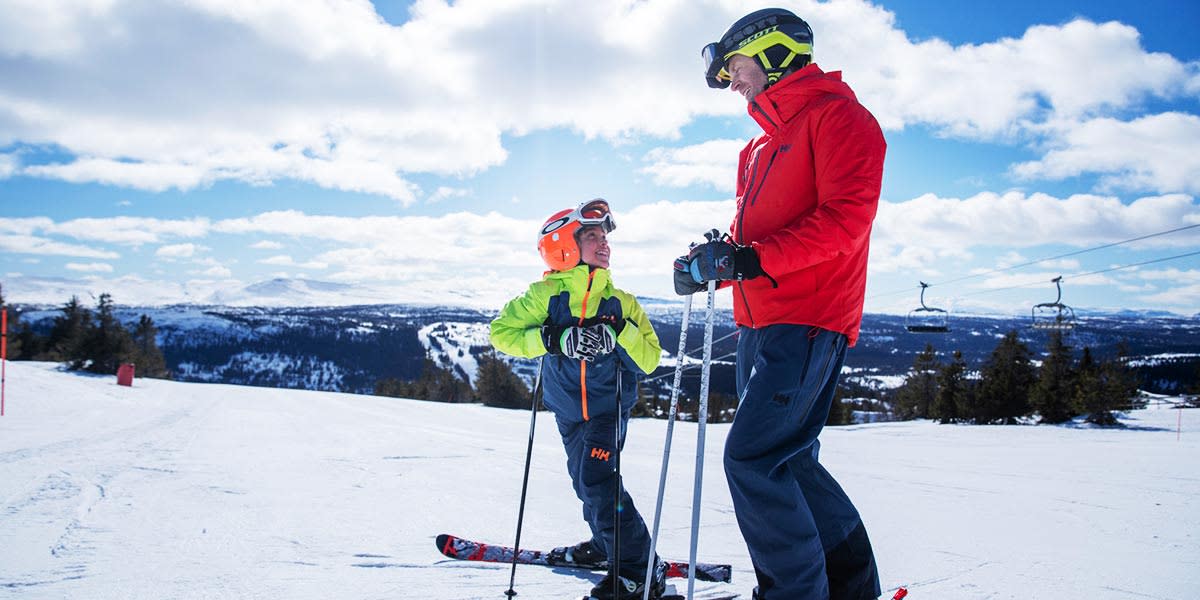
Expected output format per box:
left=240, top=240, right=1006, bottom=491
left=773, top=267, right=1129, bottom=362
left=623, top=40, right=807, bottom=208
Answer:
left=12, top=298, right=1199, bottom=401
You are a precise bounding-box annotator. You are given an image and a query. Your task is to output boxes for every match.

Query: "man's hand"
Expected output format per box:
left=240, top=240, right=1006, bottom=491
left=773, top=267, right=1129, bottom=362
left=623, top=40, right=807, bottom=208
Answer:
left=683, top=229, right=766, bottom=284
left=674, top=255, right=706, bottom=295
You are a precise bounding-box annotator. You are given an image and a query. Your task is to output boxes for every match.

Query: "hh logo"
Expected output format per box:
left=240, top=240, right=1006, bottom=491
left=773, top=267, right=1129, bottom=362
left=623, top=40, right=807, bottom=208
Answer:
left=590, top=447, right=611, bottom=462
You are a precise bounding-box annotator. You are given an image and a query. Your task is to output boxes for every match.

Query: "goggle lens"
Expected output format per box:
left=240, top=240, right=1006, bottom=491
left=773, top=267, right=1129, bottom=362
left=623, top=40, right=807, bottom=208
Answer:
left=579, top=199, right=609, bottom=219
left=702, top=42, right=730, bottom=89
left=576, top=199, right=615, bottom=233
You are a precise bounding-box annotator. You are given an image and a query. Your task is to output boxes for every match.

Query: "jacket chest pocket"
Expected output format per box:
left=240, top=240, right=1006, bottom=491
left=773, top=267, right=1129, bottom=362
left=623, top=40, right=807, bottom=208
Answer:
left=761, top=145, right=818, bottom=209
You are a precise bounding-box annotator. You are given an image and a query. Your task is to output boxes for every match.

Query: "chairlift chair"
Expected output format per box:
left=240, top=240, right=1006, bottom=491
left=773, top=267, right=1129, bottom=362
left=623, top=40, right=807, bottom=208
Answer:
left=905, top=282, right=950, bottom=333
left=1031, top=276, right=1076, bottom=331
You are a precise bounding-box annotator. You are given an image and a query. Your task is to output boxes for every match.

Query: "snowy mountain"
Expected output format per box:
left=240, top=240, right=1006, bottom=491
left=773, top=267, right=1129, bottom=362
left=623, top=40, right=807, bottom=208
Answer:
left=0, top=361, right=1196, bottom=599
left=10, top=302, right=1200, bottom=397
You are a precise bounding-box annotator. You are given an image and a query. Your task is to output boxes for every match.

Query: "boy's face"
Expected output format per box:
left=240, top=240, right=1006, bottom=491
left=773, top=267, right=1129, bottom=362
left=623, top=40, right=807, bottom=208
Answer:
left=577, top=226, right=610, bottom=269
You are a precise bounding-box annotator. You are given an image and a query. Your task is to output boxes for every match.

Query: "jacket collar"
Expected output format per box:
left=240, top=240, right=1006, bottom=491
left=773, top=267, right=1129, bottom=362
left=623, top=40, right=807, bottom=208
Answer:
left=747, top=63, right=853, bottom=133
left=545, top=263, right=612, bottom=292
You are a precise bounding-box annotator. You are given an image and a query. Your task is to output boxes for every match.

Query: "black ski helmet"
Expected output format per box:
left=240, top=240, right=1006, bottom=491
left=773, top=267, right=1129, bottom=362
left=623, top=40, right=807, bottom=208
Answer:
left=702, top=8, right=814, bottom=89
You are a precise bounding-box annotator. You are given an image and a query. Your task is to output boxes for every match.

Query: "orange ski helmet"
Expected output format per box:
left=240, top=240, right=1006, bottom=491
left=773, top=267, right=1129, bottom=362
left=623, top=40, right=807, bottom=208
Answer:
left=537, top=198, right=616, bottom=271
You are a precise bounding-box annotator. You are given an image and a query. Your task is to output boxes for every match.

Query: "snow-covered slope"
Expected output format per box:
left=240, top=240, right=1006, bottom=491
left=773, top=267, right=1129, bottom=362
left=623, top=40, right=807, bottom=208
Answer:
left=1, top=362, right=1197, bottom=599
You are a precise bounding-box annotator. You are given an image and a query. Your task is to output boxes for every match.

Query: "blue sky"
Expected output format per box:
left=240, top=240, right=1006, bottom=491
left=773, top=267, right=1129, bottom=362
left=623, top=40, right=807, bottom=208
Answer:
left=1, top=0, right=1198, bottom=316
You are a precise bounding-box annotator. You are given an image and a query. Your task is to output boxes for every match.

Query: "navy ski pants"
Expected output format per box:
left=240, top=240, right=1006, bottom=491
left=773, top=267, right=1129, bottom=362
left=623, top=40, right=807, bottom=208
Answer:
left=556, top=410, right=652, bottom=577
left=725, top=325, right=880, bottom=600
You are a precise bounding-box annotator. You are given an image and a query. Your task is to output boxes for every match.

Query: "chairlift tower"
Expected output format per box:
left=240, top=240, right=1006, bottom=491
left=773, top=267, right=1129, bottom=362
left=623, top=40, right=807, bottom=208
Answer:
left=1031, top=276, right=1076, bottom=331
left=905, top=282, right=950, bottom=333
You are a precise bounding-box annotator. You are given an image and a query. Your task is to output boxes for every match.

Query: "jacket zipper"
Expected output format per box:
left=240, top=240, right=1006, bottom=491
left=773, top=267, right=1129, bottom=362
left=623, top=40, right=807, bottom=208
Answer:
left=735, top=142, right=780, bottom=329
left=578, top=270, right=596, bottom=421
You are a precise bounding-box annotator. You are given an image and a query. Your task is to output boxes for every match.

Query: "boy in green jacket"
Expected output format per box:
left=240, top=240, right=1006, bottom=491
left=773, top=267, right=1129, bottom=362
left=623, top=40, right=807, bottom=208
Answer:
left=490, top=199, right=665, bottom=600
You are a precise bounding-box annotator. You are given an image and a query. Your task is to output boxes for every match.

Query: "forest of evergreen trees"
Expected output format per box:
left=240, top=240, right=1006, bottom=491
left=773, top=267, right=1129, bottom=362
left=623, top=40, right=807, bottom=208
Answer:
left=890, top=331, right=1147, bottom=426
left=6, top=286, right=1192, bottom=426
left=1, top=289, right=168, bottom=379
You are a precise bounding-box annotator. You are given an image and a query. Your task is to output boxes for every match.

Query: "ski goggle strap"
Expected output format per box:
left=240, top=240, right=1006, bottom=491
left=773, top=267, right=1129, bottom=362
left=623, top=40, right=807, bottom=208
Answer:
left=574, top=198, right=616, bottom=233
left=703, top=31, right=813, bottom=89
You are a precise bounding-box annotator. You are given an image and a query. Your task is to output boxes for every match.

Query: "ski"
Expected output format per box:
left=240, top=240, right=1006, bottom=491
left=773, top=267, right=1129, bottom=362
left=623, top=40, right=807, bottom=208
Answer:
left=436, top=533, right=732, bottom=583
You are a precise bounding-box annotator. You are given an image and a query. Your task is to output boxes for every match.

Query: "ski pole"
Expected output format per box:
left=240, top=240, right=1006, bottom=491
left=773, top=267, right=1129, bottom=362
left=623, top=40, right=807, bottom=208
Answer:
left=504, top=357, right=544, bottom=599
left=643, top=293, right=694, bottom=600
left=688, top=281, right=717, bottom=600
left=612, top=368, right=623, bottom=600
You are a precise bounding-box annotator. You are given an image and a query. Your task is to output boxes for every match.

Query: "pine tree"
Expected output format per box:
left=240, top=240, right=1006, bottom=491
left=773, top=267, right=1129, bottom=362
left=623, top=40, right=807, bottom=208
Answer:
left=45, top=296, right=92, bottom=367
left=1099, top=346, right=1139, bottom=414
left=475, top=352, right=531, bottom=409
left=1074, top=347, right=1110, bottom=424
left=973, top=331, right=1035, bottom=424
left=374, top=359, right=472, bottom=403
left=894, top=343, right=939, bottom=420
left=934, top=350, right=970, bottom=424
left=130, top=315, right=169, bottom=378
left=827, top=384, right=852, bottom=426
left=82, top=293, right=136, bottom=374
left=1031, top=331, right=1077, bottom=424
left=424, top=360, right=473, bottom=403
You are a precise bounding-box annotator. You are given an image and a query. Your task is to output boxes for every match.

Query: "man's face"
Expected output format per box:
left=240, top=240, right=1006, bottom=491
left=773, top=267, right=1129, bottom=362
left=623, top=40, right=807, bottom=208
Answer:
left=577, top=226, right=610, bottom=269
left=728, top=54, right=768, bottom=102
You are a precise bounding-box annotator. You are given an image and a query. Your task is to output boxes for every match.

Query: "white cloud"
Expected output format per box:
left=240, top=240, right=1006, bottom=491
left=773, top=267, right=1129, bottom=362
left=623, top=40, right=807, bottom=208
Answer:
left=200, top=265, right=233, bottom=278
left=427, top=186, right=469, bottom=204
left=156, top=243, right=198, bottom=258
left=0, top=153, right=16, bottom=177
left=0, top=234, right=120, bottom=259
left=872, top=192, right=1200, bottom=274
left=1135, top=268, right=1200, bottom=284
left=1012, top=113, right=1200, bottom=194
left=842, top=16, right=1196, bottom=137
left=250, top=240, right=283, bottom=250
left=259, top=255, right=327, bottom=270
left=1138, top=283, right=1200, bottom=312
left=65, top=262, right=114, bottom=273
left=50, top=217, right=211, bottom=245
left=641, top=139, right=746, bottom=192
left=2, top=0, right=1191, bottom=201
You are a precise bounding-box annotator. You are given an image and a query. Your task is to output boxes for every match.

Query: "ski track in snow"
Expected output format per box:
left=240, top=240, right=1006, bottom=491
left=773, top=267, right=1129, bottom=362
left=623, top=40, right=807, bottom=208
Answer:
left=0, top=361, right=1197, bottom=599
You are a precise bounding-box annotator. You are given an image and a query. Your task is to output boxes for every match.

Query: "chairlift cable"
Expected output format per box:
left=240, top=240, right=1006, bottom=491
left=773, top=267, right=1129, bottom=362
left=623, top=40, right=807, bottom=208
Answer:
left=954, top=249, right=1200, bottom=298
left=866, top=222, right=1200, bottom=300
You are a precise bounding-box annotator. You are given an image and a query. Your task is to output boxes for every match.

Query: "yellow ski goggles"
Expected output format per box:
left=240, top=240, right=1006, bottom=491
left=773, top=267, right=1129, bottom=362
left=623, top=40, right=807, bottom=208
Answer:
left=703, top=29, right=813, bottom=89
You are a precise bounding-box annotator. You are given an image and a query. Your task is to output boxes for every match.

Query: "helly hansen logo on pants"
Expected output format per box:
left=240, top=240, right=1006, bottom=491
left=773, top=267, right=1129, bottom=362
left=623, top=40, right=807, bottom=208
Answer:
left=590, top=447, right=611, bottom=462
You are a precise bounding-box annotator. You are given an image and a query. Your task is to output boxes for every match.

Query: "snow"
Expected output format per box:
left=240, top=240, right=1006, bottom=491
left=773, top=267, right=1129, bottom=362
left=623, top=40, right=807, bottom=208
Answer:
left=418, top=322, right=492, bottom=384
left=1, top=361, right=1197, bottom=599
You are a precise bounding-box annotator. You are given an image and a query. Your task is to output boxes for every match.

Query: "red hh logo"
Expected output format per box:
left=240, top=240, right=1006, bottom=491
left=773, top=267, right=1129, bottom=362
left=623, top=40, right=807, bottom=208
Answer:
left=590, top=447, right=611, bottom=461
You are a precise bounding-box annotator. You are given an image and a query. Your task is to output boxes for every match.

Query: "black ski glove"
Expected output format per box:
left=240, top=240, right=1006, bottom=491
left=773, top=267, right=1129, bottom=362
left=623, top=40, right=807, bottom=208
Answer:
left=673, top=255, right=706, bottom=295
left=685, top=229, right=767, bottom=283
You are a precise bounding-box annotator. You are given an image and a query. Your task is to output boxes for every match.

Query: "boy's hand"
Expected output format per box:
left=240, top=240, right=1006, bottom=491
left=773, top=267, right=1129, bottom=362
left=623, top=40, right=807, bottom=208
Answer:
left=542, top=323, right=617, bottom=361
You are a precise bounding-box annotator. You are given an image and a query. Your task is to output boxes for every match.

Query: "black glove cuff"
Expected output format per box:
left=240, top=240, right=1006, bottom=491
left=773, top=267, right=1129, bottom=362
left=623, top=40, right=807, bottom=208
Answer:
left=541, top=325, right=564, bottom=354
left=734, top=245, right=764, bottom=279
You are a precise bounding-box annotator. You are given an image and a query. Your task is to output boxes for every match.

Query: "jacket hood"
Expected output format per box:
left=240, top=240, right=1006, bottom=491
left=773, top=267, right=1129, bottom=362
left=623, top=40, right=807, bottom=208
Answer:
left=749, top=63, right=858, bottom=132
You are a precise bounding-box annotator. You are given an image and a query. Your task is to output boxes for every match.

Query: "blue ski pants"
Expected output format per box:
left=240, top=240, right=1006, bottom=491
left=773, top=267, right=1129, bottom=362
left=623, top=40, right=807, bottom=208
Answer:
left=556, top=409, right=652, bottom=577
left=725, top=325, right=880, bottom=600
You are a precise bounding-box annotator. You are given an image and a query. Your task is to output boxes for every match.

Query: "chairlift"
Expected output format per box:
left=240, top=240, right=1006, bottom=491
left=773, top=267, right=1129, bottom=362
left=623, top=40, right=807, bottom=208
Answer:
left=1031, top=276, right=1076, bottom=331
left=905, top=282, right=950, bottom=333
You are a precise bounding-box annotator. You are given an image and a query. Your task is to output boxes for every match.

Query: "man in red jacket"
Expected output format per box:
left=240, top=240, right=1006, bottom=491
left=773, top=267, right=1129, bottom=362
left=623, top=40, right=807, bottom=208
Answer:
left=676, top=8, right=886, bottom=600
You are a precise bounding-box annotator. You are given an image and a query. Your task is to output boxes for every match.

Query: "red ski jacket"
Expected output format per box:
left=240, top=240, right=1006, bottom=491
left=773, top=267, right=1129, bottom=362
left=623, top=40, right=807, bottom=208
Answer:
left=730, top=64, right=886, bottom=346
